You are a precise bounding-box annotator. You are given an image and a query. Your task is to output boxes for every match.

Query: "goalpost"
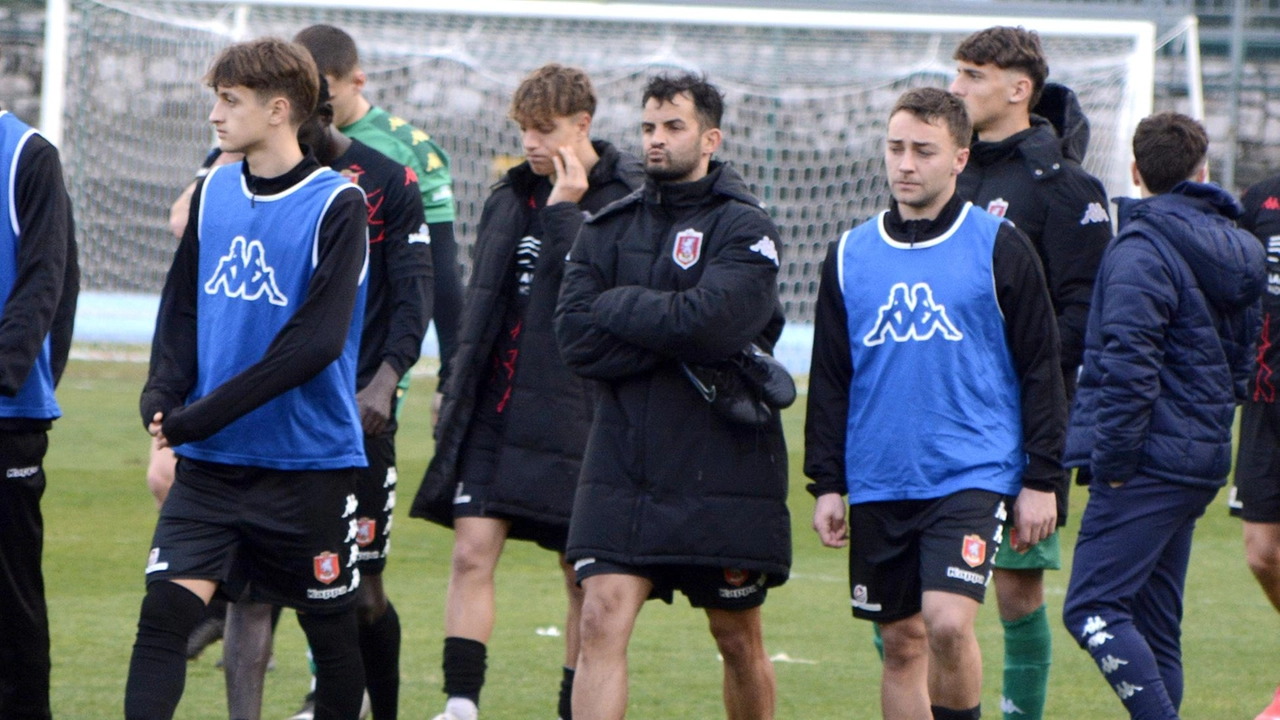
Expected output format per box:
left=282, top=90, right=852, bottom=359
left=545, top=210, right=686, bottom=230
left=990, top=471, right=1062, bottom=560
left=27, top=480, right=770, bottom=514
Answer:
left=44, top=0, right=1159, bottom=364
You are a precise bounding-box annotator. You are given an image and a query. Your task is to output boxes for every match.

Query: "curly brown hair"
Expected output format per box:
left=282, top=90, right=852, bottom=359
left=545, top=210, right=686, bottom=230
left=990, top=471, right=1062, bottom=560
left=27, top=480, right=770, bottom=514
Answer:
left=509, top=63, right=597, bottom=132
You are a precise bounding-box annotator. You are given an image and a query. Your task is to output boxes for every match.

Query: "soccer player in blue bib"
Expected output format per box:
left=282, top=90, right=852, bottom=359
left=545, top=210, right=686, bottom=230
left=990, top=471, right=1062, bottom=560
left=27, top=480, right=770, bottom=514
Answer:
left=805, top=87, right=1066, bottom=720
left=125, top=38, right=370, bottom=720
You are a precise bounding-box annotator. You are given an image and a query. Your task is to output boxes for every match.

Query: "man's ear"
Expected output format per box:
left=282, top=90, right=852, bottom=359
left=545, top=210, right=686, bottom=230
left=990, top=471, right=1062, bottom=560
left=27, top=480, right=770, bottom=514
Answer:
left=574, top=111, right=592, bottom=138
left=1193, top=162, right=1208, bottom=183
left=1009, top=73, right=1033, bottom=105
left=352, top=69, right=367, bottom=93
left=268, top=96, right=291, bottom=127
left=701, top=126, right=723, bottom=156
left=953, top=146, right=970, bottom=176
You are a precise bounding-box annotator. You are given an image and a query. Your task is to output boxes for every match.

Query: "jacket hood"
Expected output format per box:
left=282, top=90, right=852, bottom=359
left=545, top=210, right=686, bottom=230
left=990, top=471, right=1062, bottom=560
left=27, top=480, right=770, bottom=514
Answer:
left=968, top=83, right=1090, bottom=179
left=595, top=160, right=764, bottom=221
left=1031, top=83, right=1091, bottom=164
left=1119, top=181, right=1264, bottom=311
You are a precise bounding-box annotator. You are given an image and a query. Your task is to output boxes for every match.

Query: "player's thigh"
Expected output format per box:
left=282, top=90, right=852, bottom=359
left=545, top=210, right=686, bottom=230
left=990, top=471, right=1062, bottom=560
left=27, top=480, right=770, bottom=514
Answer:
left=354, top=431, right=396, bottom=575
left=847, top=499, right=928, bottom=623
left=144, top=458, right=244, bottom=589
left=917, top=489, right=1008, bottom=605
left=242, top=466, right=361, bottom=613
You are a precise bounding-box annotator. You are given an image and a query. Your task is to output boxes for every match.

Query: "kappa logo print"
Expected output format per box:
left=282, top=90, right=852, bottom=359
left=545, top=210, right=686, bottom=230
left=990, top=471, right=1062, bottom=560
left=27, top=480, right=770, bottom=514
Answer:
left=1113, top=681, right=1143, bottom=700
left=672, top=228, right=703, bottom=269
left=204, top=236, right=288, bottom=306
left=864, top=283, right=963, bottom=346
left=749, top=236, right=779, bottom=266
left=1099, top=654, right=1129, bottom=675
left=1080, top=202, right=1110, bottom=225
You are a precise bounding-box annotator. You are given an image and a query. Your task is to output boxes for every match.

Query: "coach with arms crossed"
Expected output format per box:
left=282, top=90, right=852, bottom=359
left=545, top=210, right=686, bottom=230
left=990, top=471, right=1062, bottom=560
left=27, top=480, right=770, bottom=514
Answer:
left=805, top=87, right=1065, bottom=720
left=555, top=72, right=790, bottom=720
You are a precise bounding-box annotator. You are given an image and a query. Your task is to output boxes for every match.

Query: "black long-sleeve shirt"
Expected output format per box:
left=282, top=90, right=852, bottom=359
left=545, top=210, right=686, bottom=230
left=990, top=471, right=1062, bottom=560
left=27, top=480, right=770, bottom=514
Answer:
left=804, top=194, right=1068, bottom=499
left=0, top=134, right=78, bottom=432
left=139, top=154, right=368, bottom=447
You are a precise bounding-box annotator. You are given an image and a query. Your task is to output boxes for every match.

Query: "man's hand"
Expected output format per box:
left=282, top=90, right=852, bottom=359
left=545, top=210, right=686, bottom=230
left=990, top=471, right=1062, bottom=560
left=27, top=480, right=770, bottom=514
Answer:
left=1012, top=487, right=1057, bottom=552
left=148, top=411, right=170, bottom=450
left=547, top=145, right=589, bottom=206
left=813, top=492, right=848, bottom=549
left=357, top=363, right=400, bottom=436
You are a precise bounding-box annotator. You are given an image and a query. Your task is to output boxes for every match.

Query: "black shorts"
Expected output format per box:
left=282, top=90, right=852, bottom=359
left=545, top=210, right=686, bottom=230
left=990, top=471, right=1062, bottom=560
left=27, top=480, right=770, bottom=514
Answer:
left=847, top=489, right=1009, bottom=622
left=355, top=432, right=396, bottom=574
left=451, top=414, right=568, bottom=553
left=145, top=457, right=361, bottom=613
left=1232, top=402, right=1280, bottom=523
left=574, top=558, right=769, bottom=610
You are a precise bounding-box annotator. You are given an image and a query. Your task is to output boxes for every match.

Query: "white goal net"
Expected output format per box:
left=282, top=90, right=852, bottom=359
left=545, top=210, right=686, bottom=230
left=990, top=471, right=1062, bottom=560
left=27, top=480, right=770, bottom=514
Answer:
left=47, top=0, right=1154, bottom=336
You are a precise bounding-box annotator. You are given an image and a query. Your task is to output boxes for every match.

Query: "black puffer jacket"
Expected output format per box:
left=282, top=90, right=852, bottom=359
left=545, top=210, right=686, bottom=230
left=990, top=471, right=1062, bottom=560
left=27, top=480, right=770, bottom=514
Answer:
left=958, top=83, right=1113, bottom=376
left=410, top=141, right=644, bottom=531
left=554, top=161, right=791, bottom=582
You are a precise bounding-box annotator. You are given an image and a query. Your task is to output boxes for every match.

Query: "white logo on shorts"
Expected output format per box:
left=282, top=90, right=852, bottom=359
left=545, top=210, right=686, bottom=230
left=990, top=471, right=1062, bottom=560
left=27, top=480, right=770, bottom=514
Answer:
left=145, top=547, right=169, bottom=574
left=851, top=584, right=882, bottom=611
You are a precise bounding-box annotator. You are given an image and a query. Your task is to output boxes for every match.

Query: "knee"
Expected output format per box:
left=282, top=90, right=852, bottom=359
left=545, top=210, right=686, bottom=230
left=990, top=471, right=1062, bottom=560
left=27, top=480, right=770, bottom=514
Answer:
left=450, top=533, right=499, bottom=578
left=923, top=612, right=973, bottom=662
left=1244, top=530, right=1280, bottom=580
left=707, top=615, right=762, bottom=666
left=880, top=620, right=928, bottom=672
left=354, top=579, right=388, bottom=626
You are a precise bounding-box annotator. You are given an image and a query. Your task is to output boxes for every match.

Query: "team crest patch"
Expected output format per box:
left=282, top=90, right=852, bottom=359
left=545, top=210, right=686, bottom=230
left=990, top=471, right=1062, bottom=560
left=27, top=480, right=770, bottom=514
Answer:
left=724, top=568, right=749, bottom=587
left=985, top=198, right=1009, bottom=218
left=356, top=519, right=377, bottom=547
left=672, top=228, right=704, bottom=269
left=962, top=534, right=987, bottom=568
left=314, top=551, right=341, bottom=585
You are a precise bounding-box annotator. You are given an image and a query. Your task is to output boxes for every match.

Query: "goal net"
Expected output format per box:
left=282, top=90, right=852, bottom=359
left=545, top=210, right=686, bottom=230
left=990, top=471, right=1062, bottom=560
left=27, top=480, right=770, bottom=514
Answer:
left=47, top=0, right=1154, bottom=349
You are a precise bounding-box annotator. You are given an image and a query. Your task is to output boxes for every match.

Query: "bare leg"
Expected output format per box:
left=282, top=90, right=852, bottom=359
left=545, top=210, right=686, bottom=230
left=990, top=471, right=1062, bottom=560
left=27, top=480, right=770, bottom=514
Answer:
left=1245, top=521, right=1280, bottom=613
left=560, top=554, right=584, bottom=669
left=993, top=567, right=1044, bottom=622
left=879, top=614, right=929, bottom=720
left=706, top=607, right=775, bottom=720
left=444, top=517, right=510, bottom=641
left=223, top=601, right=275, bottom=720
left=571, top=574, right=650, bottom=720
left=922, top=590, right=982, bottom=710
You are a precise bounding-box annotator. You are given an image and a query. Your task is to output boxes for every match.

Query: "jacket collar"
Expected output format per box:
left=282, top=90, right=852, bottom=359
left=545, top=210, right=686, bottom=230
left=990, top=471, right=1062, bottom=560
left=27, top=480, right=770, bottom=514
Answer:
left=883, top=192, right=966, bottom=245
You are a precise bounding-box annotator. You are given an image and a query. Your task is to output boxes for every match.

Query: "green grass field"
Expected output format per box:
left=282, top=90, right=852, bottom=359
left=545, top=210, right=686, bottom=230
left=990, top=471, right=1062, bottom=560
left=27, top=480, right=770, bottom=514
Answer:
left=41, top=358, right=1280, bottom=719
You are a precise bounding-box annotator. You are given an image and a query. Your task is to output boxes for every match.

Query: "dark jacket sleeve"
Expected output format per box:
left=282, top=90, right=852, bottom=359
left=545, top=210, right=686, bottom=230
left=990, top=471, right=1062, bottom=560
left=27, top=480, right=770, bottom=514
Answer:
left=158, top=186, right=368, bottom=446
left=1089, top=235, right=1174, bottom=483
left=803, top=241, right=851, bottom=498
left=140, top=180, right=203, bottom=427
left=0, top=137, right=70, bottom=396
left=1043, top=173, right=1111, bottom=371
left=379, top=167, right=432, bottom=378
left=590, top=208, right=781, bottom=364
left=993, top=224, right=1069, bottom=494
left=555, top=217, right=664, bottom=380
left=429, top=220, right=459, bottom=386
left=541, top=201, right=589, bottom=263
left=50, top=218, right=78, bottom=386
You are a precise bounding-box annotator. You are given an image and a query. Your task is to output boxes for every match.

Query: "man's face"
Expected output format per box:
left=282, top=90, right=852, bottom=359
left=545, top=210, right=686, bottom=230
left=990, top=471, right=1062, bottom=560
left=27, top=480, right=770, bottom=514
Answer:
left=325, top=70, right=363, bottom=128
left=208, top=84, right=274, bottom=155
left=297, top=100, right=338, bottom=166
left=885, top=110, right=967, bottom=216
left=949, top=61, right=1023, bottom=134
left=641, top=93, right=716, bottom=183
left=520, top=113, right=585, bottom=177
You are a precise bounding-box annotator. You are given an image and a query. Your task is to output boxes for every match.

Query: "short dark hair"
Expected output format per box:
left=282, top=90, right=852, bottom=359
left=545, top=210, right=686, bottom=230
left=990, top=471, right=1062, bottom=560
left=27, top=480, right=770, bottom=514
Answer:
left=509, top=63, right=597, bottom=132
left=890, top=87, right=972, bottom=149
left=954, top=26, right=1049, bottom=108
left=1132, top=112, right=1208, bottom=194
left=205, top=37, right=318, bottom=126
left=294, top=24, right=360, bottom=79
left=642, top=72, right=724, bottom=131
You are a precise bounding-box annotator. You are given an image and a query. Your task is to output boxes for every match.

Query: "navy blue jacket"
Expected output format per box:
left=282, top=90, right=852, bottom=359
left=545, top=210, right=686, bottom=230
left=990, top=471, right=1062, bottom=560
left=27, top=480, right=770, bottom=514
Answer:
left=1064, top=181, right=1265, bottom=488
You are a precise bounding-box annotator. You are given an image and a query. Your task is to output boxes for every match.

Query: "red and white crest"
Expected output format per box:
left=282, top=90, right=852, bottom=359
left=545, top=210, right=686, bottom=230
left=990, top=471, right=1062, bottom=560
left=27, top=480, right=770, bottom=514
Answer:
left=724, top=568, right=749, bottom=587
left=985, top=198, right=1010, bottom=218
left=672, top=228, right=704, bottom=269
left=961, top=534, right=987, bottom=568
left=314, top=551, right=340, bottom=585
left=356, top=519, right=377, bottom=548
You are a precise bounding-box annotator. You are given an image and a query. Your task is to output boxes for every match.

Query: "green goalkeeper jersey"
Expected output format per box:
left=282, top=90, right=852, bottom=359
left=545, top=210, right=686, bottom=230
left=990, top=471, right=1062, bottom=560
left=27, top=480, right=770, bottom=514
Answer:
left=340, top=105, right=456, bottom=224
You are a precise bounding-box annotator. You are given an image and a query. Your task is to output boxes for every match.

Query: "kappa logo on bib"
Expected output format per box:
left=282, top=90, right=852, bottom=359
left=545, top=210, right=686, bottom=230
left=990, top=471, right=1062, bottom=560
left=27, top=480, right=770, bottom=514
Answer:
left=672, top=228, right=704, bottom=269
left=314, top=551, right=341, bottom=584
left=204, top=236, right=288, bottom=306
left=961, top=534, right=987, bottom=568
